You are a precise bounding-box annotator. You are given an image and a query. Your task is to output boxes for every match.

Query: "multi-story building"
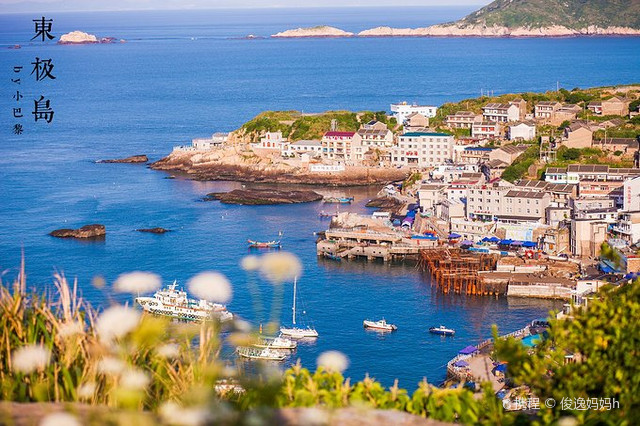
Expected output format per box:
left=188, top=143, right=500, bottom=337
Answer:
left=501, top=190, right=550, bottom=224
left=466, top=181, right=513, bottom=221
left=587, top=96, right=628, bottom=116
left=562, top=121, right=593, bottom=149
left=321, top=131, right=356, bottom=162
left=390, top=102, right=437, bottom=123
left=571, top=218, right=607, bottom=258
left=456, top=146, right=493, bottom=164
left=446, top=173, right=484, bottom=200
left=552, top=104, right=582, bottom=125
left=252, top=131, right=288, bottom=151
left=391, top=132, right=454, bottom=168
left=534, top=101, right=562, bottom=121
left=471, top=121, right=501, bottom=139
left=417, top=183, right=447, bottom=213
left=445, top=111, right=481, bottom=129
left=489, top=144, right=529, bottom=166
left=482, top=103, right=520, bottom=123
left=403, top=113, right=429, bottom=131
left=612, top=211, right=640, bottom=244
left=351, top=128, right=394, bottom=164
left=507, top=122, right=536, bottom=141
left=288, top=140, right=322, bottom=155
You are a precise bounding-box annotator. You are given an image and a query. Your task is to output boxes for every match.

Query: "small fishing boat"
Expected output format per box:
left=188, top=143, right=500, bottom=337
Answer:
left=318, top=211, right=337, bottom=218
left=363, top=319, right=397, bottom=331
left=323, top=196, right=354, bottom=204
left=429, top=325, right=455, bottom=336
left=280, top=277, right=319, bottom=338
left=252, top=334, right=297, bottom=350
left=323, top=253, right=342, bottom=261
left=236, top=346, right=286, bottom=361
left=247, top=239, right=281, bottom=249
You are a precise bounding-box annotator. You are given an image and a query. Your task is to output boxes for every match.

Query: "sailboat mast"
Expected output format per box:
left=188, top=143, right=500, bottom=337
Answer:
left=292, top=277, right=297, bottom=325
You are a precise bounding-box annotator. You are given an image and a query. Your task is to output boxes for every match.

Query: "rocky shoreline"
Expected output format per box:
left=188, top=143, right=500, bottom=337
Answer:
left=270, top=24, right=640, bottom=38
left=204, top=188, right=323, bottom=205
left=150, top=153, right=408, bottom=187
left=96, top=155, right=148, bottom=164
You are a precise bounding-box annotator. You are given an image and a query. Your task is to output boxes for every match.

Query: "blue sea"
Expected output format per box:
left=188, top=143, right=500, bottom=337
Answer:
left=1, top=7, right=638, bottom=388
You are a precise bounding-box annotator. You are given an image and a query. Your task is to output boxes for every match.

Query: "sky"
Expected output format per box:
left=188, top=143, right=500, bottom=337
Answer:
left=0, top=0, right=490, bottom=13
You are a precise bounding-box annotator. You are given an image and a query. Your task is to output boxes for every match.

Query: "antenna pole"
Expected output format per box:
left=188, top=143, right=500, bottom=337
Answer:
left=292, top=277, right=297, bottom=325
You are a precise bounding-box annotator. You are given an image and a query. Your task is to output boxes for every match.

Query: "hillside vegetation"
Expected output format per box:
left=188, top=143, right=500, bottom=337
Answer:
left=239, top=110, right=395, bottom=142
left=458, top=0, right=640, bottom=29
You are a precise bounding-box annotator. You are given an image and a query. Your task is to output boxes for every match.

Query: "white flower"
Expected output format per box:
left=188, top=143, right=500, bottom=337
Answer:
left=259, top=252, right=302, bottom=284
left=96, top=305, right=141, bottom=342
left=157, top=343, right=180, bottom=359
left=317, top=350, right=349, bottom=373
left=121, top=368, right=150, bottom=390
left=57, top=321, right=84, bottom=338
left=77, top=382, right=96, bottom=400
left=98, top=357, right=125, bottom=375
left=240, top=255, right=261, bottom=271
left=233, top=319, right=252, bottom=333
left=40, top=412, right=81, bottom=426
left=159, top=402, right=209, bottom=426
left=12, top=344, right=51, bottom=374
left=113, top=271, right=161, bottom=294
left=298, top=407, right=329, bottom=426
left=188, top=272, right=232, bottom=303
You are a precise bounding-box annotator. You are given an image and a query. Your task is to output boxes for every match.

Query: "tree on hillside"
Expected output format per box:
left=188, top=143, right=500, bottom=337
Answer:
left=494, top=282, right=640, bottom=423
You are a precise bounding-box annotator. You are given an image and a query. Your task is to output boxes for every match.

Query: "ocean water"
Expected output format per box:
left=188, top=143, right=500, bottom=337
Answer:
left=1, top=7, right=638, bottom=388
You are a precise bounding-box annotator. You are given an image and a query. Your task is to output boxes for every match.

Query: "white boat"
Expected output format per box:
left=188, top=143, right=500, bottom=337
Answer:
left=429, top=325, right=455, bottom=336
left=236, top=346, right=286, bottom=361
left=363, top=319, right=397, bottom=331
left=280, top=277, right=319, bottom=339
left=135, top=281, right=233, bottom=322
left=253, top=334, right=297, bottom=350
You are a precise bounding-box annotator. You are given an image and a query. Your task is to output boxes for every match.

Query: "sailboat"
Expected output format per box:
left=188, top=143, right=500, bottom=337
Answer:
left=280, top=277, right=319, bottom=338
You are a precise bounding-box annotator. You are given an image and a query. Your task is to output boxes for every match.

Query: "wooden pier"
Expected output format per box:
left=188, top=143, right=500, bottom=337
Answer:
left=419, top=248, right=501, bottom=296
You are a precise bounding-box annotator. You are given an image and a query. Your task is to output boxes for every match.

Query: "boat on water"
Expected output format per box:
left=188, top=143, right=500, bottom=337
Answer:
left=252, top=334, right=297, bottom=350
left=280, top=277, right=319, bottom=338
left=236, top=346, right=286, bottom=361
left=135, top=281, right=233, bottom=322
left=323, top=253, right=342, bottom=261
left=318, top=211, right=337, bottom=218
left=429, top=325, right=455, bottom=336
left=247, top=239, right=281, bottom=249
left=363, top=319, right=397, bottom=331
left=323, top=196, right=354, bottom=204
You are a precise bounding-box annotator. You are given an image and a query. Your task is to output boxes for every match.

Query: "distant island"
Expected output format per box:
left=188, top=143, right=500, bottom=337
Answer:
left=271, top=0, right=640, bottom=38
left=58, top=30, right=123, bottom=44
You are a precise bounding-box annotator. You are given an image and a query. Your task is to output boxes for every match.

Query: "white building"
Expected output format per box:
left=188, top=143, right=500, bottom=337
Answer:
left=191, top=132, right=229, bottom=150
left=252, top=131, right=288, bottom=151
left=321, top=131, right=356, bottom=162
left=392, top=132, right=454, bottom=168
left=622, top=175, right=640, bottom=212
left=288, top=140, right=322, bottom=155
left=508, top=122, right=536, bottom=141
left=482, top=103, right=520, bottom=123
left=390, top=102, right=437, bottom=124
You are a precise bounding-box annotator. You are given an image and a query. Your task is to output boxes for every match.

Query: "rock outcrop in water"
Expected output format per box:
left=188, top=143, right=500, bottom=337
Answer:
left=365, top=196, right=404, bottom=213
left=96, top=155, right=148, bottom=164
left=272, top=26, right=354, bottom=38
left=49, top=224, right=106, bottom=239
left=59, top=31, right=121, bottom=44
left=136, top=227, right=171, bottom=234
left=203, top=188, right=323, bottom=205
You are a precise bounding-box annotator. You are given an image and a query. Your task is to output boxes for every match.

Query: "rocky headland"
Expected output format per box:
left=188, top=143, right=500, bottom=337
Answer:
left=150, top=145, right=407, bottom=186
left=365, top=196, right=404, bottom=213
left=59, top=31, right=122, bottom=44
left=96, top=155, right=148, bottom=164
left=272, top=0, right=640, bottom=38
left=272, top=26, right=354, bottom=38
left=203, top=188, right=323, bottom=205
left=49, top=224, right=106, bottom=239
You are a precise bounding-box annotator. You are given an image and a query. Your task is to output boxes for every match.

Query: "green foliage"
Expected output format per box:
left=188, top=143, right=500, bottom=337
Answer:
left=403, top=172, right=422, bottom=188
left=501, top=144, right=539, bottom=182
left=559, top=147, right=581, bottom=161
left=461, top=0, right=640, bottom=30
left=629, top=99, right=640, bottom=112
left=494, top=281, right=640, bottom=423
